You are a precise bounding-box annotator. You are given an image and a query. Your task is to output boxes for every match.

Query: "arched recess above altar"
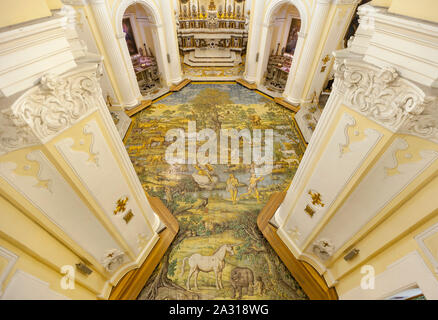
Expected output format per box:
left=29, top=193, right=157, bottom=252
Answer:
left=176, top=0, right=248, bottom=67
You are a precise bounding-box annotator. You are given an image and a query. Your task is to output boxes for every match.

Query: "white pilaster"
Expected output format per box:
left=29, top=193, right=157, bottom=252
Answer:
left=285, top=0, right=331, bottom=104
left=274, top=4, right=438, bottom=280
left=255, top=22, right=275, bottom=85
left=304, top=0, right=360, bottom=102
left=282, top=31, right=307, bottom=101
left=160, top=0, right=183, bottom=84
left=152, top=24, right=172, bottom=87
left=279, top=14, right=294, bottom=51
left=89, top=0, right=139, bottom=108
left=244, top=0, right=264, bottom=83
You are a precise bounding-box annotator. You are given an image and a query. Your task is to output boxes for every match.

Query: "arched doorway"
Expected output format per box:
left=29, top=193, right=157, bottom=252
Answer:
left=259, top=3, right=301, bottom=96
left=116, top=1, right=170, bottom=101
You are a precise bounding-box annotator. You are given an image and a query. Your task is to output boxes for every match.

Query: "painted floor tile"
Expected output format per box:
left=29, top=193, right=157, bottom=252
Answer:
left=124, top=83, right=308, bottom=300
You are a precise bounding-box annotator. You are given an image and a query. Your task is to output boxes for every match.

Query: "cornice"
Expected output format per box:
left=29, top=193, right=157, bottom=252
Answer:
left=333, top=55, right=438, bottom=144
left=0, top=64, right=102, bottom=156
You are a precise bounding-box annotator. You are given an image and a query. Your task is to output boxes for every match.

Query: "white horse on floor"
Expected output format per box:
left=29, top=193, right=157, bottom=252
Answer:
left=181, top=244, right=235, bottom=290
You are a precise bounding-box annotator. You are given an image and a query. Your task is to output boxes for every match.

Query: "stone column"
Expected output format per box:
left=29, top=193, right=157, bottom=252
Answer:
left=151, top=25, right=171, bottom=87
left=255, top=22, right=275, bottom=85
left=285, top=0, right=331, bottom=105
left=282, top=31, right=307, bottom=100
left=160, top=0, right=183, bottom=84
left=243, top=0, right=264, bottom=83
left=279, top=14, right=293, bottom=51
left=304, top=0, right=360, bottom=102
left=89, top=0, right=139, bottom=108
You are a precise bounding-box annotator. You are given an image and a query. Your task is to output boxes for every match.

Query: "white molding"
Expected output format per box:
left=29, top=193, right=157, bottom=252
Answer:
left=0, top=246, right=18, bottom=297
left=284, top=112, right=383, bottom=248
left=415, top=223, right=438, bottom=274
left=1, top=269, right=69, bottom=300
left=0, top=64, right=101, bottom=156
left=263, top=0, right=309, bottom=33
left=0, top=15, right=77, bottom=98
left=98, top=232, right=159, bottom=299
left=340, top=251, right=438, bottom=300
left=55, top=118, right=155, bottom=258
left=0, top=150, right=123, bottom=265
left=314, top=138, right=438, bottom=259
left=333, top=54, right=438, bottom=144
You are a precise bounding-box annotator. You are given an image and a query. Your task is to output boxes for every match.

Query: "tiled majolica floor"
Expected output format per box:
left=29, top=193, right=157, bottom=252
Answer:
left=124, top=83, right=308, bottom=300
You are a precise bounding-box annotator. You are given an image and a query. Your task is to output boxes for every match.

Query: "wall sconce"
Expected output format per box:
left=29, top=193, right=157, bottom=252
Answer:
left=344, top=248, right=360, bottom=261
left=76, top=262, right=93, bottom=276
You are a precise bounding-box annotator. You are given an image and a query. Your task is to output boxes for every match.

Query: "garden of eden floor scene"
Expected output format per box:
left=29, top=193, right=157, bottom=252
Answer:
left=122, top=83, right=309, bottom=300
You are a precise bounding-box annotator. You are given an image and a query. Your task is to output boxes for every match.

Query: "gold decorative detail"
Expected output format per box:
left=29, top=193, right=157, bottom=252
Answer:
left=208, top=0, right=216, bottom=11
left=322, top=55, right=331, bottom=64
left=305, top=204, right=315, bottom=217
left=114, top=197, right=128, bottom=215
left=309, top=190, right=324, bottom=207
left=106, top=95, right=113, bottom=107
left=123, top=210, right=134, bottom=224
left=320, top=66, right=327, bottom=73
left=183, top=64, right=245, bottom=78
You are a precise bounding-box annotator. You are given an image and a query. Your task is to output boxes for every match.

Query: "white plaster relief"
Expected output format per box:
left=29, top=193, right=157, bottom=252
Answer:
left=0, top=246, right=18, bottom=297
left=340, top=251, right=438, bottom=300
left=0, top=150, right=122, bottom=263
left=415, top=223, right=438, bottom=274
left=314, top=138, right=438, bottom=258
left=333, top=58, right=438, bottom=144
left=1, top=269, right=69, bottom=300
left=0, top=65, right=102, bottom=156
left=55, top=119, right=153, bottom=256
left=285, top=112, right=382, bottom=248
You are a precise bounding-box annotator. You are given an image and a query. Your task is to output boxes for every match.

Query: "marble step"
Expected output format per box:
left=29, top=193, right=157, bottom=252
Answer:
left=184, top=51, right=241, bottom=67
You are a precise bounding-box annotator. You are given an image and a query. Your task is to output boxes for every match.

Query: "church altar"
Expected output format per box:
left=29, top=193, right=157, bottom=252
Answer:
left=177, top=0, right=248, bottom=67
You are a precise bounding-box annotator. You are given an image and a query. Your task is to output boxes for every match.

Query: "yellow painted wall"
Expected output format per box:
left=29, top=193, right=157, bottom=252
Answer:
left=0, top=195, right=100, bottom=299
left=0, top=110, right=157, bottom=299
left=45, top=0, right=63, bottom=10
left=326, top=132, right=438, bottom=296
left=0, top=0, right=51, bottom=28
left=370, top=0, right=391, bottom=7
left=335, top=177, right=438, bottom=296
left=281, top=97, right=438, bottom=298
left=371, top=0, right=438, bottom=23
left=0, top=111, right=141, bottom=299
left=389, top=0, right=438, bottom=23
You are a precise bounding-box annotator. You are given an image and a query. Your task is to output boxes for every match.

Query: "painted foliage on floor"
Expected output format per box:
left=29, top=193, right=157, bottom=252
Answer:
left=124, top=83, right=308, bottom=300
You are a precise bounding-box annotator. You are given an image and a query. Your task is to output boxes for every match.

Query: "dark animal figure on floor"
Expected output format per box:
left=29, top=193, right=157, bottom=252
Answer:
left=230, top=267, right=254, bottom=299
left=254, top=276, right=265, bottom=296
